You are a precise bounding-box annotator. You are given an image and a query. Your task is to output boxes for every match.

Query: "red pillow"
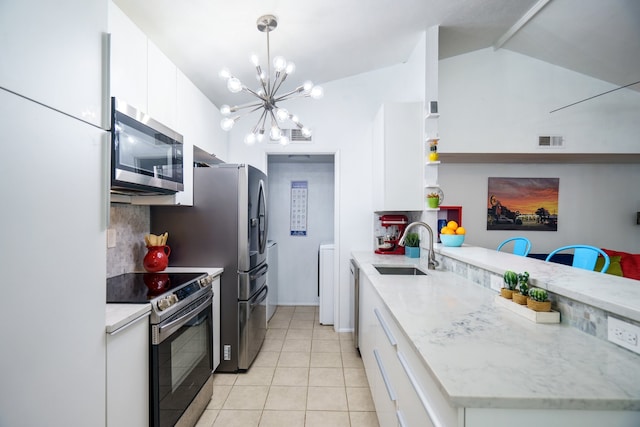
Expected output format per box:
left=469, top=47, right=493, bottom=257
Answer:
left=601, top=248, right=640, bottom=280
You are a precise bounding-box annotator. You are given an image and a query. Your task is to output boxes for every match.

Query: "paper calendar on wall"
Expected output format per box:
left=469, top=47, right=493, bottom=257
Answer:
left=290, top=181, right=308, bottom=236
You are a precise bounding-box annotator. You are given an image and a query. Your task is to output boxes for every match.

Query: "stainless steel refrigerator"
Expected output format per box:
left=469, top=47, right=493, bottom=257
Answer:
left=151, top=164, right=268, bottom=372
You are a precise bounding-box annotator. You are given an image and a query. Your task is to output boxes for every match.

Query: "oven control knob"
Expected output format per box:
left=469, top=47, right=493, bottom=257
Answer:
left=157, top=294, right=178, bottom=311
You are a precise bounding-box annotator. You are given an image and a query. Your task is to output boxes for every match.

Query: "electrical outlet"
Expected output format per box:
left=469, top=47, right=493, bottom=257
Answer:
left=107, top=228, right=116, bottom=248
left=608, top=316, right=640, bottom=355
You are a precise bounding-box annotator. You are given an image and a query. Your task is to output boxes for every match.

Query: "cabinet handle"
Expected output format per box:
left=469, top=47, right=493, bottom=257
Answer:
left=374, top=308, right=397, bottom=347
left=397, top=351, right=445, bottom=427
left=374, top=349, right=397, bottom=402
left=396, top=410, right=408, bottom=427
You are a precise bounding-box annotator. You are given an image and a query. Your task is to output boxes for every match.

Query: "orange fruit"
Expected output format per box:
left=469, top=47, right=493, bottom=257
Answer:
left=441, top=227, right=454, bottom=234
left=447, top=221, right=459, bottom=231
left=455, top=227, right=466, bottom=235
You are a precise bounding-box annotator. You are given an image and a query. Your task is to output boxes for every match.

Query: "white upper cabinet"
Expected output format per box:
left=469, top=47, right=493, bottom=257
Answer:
left=0, top=0, right=108, bottom=128
left=147, top=41, right=177, bottom=130
left=177, top=70, right=225, bottom=160
left=108, top=1, right=147, bottom=112
left=373, top=102, right=424, bottom=211
left=107, top=1, right=226, bottom=205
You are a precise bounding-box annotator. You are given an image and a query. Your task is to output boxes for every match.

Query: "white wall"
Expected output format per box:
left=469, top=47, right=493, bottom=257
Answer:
left=439, top=47, right=640, bottom=254
left=226, top=34, right=426, bottom=331
left=267, top=160, right=335, bottom=305
left=439, top=162, right=640, bottom=254
left=439, top=48, right=640, bottom=153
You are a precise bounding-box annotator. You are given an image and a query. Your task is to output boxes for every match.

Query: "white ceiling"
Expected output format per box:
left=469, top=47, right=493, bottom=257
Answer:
left=114, top=0, right=640, bottom=108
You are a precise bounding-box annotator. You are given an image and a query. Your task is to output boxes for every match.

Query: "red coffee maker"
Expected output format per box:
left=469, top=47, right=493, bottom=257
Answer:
left=374, top=214, right=408, bottom=255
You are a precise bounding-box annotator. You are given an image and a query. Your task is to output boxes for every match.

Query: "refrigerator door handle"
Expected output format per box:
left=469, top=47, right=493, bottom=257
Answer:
left=250, top=263, right=269, bottom=281
left=251, top=286, right=268, bottom=310
left=258, top=179, right=268, bottom=254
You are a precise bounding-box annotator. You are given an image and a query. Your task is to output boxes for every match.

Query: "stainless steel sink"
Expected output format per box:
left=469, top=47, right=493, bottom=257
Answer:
left=374, top=266, right=427, bottom=276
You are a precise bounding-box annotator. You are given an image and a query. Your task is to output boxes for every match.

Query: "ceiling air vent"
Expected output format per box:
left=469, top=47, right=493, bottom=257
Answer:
left=538, top=135, right=564, bottom=148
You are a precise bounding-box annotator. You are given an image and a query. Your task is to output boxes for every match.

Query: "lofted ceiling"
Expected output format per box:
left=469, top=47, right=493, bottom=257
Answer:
left=114, top=0, right=640, bottom=108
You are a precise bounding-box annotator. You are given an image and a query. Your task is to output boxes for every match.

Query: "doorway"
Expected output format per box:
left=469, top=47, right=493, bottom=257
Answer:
left=266, top=154, right=336, bottom=308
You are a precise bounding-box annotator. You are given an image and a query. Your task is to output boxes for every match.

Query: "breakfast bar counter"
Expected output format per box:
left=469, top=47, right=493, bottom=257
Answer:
left=351, top=250, right=640, bottom=426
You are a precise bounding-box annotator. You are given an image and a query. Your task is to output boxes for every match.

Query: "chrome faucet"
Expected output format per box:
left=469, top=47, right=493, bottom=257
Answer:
left=398, top=221, right=440, bottom=270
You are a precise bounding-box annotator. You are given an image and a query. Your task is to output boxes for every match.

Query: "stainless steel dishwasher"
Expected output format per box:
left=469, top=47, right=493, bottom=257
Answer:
left=350, top=259, right=360, bottom=350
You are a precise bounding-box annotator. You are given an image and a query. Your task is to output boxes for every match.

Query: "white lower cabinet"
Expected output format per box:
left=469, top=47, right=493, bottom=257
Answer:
left=106, top=313, right=150, bottom=427
left=358, top=271, right=640, bottom=427
left=359, top=273, right=458, bottom=427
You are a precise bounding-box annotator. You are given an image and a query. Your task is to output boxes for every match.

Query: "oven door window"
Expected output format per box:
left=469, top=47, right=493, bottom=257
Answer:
left=152, top=304, right=212, bottom=427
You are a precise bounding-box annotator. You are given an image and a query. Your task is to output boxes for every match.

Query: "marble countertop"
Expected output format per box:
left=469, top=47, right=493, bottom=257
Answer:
left=352, top=251, right=640, bottom=411
left=105, top=266, right=223, bottom=333
left=436, top=245, right=640, bottom=323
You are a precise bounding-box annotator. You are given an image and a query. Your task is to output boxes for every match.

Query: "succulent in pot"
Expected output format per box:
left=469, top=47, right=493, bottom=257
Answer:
left=527, top=287, right=552, bottom=312
left=404, top=232, right=420, bottom=258
left=500, top=270, right=518, bottom=299
left=512, top=271, right=530, bottom=305
left=404, top=232, right=420, bottom=247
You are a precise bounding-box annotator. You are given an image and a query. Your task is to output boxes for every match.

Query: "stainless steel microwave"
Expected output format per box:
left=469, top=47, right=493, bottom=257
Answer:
left=110, top=98, right=184, bottom=195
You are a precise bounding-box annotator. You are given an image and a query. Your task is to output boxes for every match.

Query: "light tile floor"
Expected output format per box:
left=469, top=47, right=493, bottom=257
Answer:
left=195, top=305, right=380, bottom=427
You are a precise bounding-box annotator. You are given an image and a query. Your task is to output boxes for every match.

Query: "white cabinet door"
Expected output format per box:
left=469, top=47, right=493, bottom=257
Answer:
left=148, top=40, right=177, bottom=130
left=372, top=103, right=424, bottom=211
left=108, top=1, right=148, bottom=112
left=106, top=314, right=150, bottom=427
left=0, top=0, right=108, bottom=128
left=177, top=70, right=225, bottom=159
left=1, top=90, right=108, bottom=427
left=359, top=274, right=398, bottom=427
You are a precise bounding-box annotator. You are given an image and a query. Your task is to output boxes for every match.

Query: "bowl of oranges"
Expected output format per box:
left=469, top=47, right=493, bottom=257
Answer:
left=440, top=221, right=465, bottom=247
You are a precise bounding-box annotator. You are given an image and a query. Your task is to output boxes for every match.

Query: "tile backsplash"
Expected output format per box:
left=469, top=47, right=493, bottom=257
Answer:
left=107, top=204, right=150, bottom=278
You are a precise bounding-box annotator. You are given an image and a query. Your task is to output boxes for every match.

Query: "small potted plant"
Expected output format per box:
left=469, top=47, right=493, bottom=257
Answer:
left=404, top=232, right=420, bottom=258
left=527, top=288, right=552, bottom=312
left=512, top=271, right=530, bottom=305
left=427, top=192, right=440, bottom=208
left=500, top=270, right=518, bottom=299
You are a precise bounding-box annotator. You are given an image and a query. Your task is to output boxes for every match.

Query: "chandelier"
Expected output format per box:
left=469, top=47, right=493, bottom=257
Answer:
left=218, top=14, right=324, bottom=146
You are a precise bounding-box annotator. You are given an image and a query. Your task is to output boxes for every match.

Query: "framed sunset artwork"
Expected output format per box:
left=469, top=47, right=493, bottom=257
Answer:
left=487, top=177, right=559, bottom=231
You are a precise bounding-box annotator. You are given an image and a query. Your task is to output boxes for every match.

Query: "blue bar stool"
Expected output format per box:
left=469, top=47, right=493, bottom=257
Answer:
left=545, top=245, right=610, bottom=273
left=497, top=237, right=532, bottom=256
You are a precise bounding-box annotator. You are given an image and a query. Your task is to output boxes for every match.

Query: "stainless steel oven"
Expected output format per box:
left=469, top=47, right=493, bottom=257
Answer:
left=151, top=292, right=213, bottom=427
left=106, top=271, right=215, bottom=427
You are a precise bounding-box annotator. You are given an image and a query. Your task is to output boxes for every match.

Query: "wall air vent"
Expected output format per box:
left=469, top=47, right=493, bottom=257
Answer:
left=286, top=128, right=313, bottom=143
left=267, top=128, right=313, bottom=144
left=538, top=135, right=564, bottom=148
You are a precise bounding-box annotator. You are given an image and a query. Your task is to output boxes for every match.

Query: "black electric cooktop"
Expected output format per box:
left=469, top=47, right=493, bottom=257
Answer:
left=106, top=272, right=206, bottom=303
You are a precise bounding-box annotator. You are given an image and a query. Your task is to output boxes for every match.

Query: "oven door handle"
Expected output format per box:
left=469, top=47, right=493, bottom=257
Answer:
left=155, top=294, right=212, bottom=344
